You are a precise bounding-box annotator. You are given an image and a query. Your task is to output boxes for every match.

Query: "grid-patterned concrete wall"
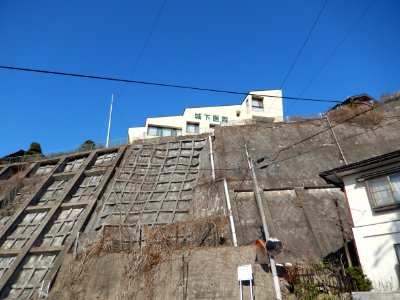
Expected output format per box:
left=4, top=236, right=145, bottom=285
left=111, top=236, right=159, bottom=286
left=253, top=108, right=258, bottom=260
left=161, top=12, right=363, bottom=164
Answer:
left=0, top=147, right=125, bottom=299
left=97, top=137, right=207, bottom=230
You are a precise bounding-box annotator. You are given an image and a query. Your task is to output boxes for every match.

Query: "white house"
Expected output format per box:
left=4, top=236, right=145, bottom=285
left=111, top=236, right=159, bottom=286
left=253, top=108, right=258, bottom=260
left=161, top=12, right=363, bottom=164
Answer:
left=127, top=89, right=283, bottom=143
left=320, top=150, right=400, bottom=291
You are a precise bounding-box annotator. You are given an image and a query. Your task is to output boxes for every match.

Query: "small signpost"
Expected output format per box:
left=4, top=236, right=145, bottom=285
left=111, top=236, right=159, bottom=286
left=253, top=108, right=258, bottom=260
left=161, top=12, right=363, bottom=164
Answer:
left=237, top=264, right=253, bottom=300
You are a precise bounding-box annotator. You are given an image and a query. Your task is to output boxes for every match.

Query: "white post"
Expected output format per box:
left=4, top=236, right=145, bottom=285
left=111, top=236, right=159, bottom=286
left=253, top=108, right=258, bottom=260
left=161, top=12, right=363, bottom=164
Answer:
left=239, top=281, right=243, bottom=300
left=208, top=134, right=216, bottom=180
left=223, top=179, right=238, bottom=247
left=250, top=279, right=254, bottom=300
left=106, top=94, right=114, bottom=148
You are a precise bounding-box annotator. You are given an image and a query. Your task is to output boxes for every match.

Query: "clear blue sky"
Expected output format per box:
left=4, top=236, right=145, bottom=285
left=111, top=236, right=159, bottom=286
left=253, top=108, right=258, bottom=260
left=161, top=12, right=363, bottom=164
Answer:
left=0, top=0, right=399, bottom=156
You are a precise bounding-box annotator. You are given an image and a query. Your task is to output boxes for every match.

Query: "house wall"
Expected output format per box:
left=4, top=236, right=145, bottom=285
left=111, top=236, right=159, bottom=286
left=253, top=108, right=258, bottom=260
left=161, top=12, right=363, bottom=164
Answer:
left=343, top=166, right=400, bottom=291
left=127, top=90, right=283, bottom=143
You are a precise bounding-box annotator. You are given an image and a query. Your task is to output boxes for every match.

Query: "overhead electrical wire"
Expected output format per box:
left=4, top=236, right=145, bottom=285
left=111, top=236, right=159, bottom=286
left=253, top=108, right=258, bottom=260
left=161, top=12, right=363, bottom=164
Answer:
left=285, top=0, right=375, bottom=115
left=0, top=65, right=341, bottom=103
left=297, top=0, right=375, bottom=97
left=257, top=100, right=394, bottom=166
left=112, top=0, right=168, bottom=139
left=280, top=0, right=328, bottom=90
left=117, top=0, right=168, bottom=97
left=265, top=116, right=400, bottom=167
left=265, top=0, right=328, bottom=117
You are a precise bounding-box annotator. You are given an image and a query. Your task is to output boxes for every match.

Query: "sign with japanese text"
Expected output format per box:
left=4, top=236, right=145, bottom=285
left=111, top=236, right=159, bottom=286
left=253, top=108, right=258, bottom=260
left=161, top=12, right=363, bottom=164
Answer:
left=194, top=113, right=228, bottom=123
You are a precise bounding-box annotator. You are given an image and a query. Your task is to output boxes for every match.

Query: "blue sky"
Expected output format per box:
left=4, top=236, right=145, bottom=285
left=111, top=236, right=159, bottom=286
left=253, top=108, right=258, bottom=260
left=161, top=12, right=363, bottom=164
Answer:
left=0, top=0, right=399, bottom=156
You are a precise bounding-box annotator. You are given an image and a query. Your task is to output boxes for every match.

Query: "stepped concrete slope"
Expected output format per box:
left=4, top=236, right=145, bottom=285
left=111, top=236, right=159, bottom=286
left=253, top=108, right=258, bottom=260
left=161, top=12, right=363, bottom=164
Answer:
left=96, top=136, right=208, bottom=229
left=0, top=147, right=125, bottom=299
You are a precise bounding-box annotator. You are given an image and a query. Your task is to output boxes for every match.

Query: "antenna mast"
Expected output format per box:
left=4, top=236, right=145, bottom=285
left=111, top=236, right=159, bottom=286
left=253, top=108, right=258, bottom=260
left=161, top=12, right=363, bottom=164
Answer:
left=106, top=94, right=114, bottom=148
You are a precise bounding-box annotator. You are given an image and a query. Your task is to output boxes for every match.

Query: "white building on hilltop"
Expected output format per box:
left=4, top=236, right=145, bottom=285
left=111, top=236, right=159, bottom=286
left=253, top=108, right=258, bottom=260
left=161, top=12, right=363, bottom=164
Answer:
left=128, top=89, right=283, bottom=143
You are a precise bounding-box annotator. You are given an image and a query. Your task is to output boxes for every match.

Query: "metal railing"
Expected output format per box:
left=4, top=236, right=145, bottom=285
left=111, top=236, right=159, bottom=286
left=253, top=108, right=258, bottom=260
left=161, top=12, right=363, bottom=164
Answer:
left=2, top=138, right=127, bottom=164
left=284, top=112, right=326, bottom=123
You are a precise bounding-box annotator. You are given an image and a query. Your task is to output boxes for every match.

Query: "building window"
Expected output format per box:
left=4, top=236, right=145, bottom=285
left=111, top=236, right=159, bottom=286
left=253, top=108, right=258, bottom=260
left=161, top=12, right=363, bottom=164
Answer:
left=252, top=97, right=264, bottom=112
left=186, top=122, right=199, bottom=134
left=147, top=126, right=181, bottom=137
left=209, top=124, right=216, bottom=133
left=366, top=172, right=400, bottom=209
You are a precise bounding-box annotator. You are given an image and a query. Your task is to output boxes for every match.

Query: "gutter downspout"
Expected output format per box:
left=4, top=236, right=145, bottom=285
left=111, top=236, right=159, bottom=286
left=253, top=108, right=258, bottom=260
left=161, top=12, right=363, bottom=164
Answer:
left=245, top=144, right=282, bottom=300
left=223, top=179, right=238, bottom=247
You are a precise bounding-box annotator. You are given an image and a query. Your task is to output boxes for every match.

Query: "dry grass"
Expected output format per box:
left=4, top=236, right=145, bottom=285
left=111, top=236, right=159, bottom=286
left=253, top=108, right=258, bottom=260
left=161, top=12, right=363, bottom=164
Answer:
left=120, top=215, right=228, bottom=299
left=0, top=175, right=44, bottom=217
left=51, top=214, right=229, bottom=300
left=327, top=105, right=383, bottom=127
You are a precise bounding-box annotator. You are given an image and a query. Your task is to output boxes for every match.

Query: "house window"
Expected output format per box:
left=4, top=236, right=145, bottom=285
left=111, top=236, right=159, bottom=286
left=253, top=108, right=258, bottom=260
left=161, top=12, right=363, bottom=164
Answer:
left=147, top=126, right=181, bottom=137
left=186, top=122, right=199, bottom=134
left=252, top=97, right=264, bottom=112
left=366, top=172, right=400, bottom=209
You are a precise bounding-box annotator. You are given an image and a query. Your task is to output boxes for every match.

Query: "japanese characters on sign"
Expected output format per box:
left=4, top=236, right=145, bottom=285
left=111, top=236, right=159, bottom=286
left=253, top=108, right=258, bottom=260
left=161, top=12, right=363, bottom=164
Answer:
left=195, top=113, right=228, bottom=123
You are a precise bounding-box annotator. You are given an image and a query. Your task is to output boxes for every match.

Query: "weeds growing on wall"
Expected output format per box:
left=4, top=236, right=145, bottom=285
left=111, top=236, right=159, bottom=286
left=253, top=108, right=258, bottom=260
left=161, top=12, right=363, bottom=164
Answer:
left=0, top=175, right=43, bottom=217
left=284, top=262, right=363, bottom=300
left=52, top=214, right=229, bottom=300
left=327, top=104, right=383, bottom=127
left=120, top=215, right=228, bottom=299
left=344, top=266, right=372, bottom=291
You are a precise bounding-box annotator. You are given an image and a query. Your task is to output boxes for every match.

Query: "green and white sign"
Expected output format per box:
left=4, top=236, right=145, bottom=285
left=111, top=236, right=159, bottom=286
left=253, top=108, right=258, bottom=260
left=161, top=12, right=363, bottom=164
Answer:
left=195, top=113, right=228, bottom=123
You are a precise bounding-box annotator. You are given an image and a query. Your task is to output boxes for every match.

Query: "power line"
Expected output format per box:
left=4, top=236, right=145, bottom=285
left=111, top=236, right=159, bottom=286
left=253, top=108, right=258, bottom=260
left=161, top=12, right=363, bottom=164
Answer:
left=285, top=0, right=375, bottom=115
left=128, top=0, right=168, bottom=78
left=117, top=0, right=168, bottom=98
left=0, top=65, right=342, bottom=103
left=297, top=0, right=375, bottom=97
left=257, top=101, right=392, bottom=165
left=265, top=116, right=400, bottom=167
left=280, top=0, right=328, bottom=90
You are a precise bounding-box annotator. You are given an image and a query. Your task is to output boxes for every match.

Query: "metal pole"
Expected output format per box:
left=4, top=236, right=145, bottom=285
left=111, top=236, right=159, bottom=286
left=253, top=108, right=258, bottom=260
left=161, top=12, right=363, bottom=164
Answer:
left=223, top=179, right=238, bottom=247
left=106, top=94, right=114, bottom=148
left=245, top=144, right=282, bottom=300
left=326, top=114, right=348, bottom=165
left=208, top=134, right=216, bottom=180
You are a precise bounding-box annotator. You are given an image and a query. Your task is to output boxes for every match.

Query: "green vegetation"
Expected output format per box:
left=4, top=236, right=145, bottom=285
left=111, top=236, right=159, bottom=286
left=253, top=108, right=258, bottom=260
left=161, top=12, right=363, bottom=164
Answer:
left=79, top=140, right=95, bottom=151
left=345, top=266, right=372, bottom=291
left=24, top=142, right=43, bottom=156
left=294, top=282, right=319, bottom=300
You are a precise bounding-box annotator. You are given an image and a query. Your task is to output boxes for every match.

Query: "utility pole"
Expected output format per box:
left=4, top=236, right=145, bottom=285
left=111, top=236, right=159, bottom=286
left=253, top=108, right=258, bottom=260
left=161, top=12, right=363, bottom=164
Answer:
left=106, top=94, right=114, bottom=148
left=326, top=114, right=347, bottom=165
left=245, top=144, right=282, bottom=300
